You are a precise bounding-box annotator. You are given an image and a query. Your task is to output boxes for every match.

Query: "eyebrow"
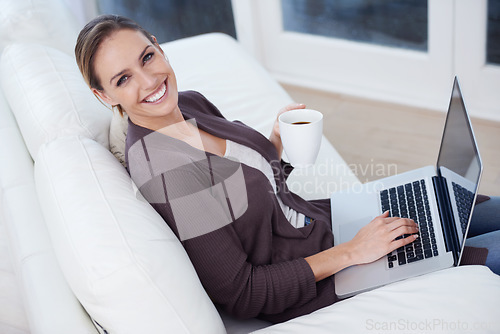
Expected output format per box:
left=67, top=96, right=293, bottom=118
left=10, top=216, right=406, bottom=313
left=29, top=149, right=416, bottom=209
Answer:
left=109, top=44, right=153, bottom=85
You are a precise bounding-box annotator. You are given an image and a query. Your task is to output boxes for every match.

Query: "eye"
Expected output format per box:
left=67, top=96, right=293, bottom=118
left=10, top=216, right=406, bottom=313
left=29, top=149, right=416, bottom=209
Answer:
left=116, top=75, right=129, bottom=87
left=143, top=52, right=154, bottom=64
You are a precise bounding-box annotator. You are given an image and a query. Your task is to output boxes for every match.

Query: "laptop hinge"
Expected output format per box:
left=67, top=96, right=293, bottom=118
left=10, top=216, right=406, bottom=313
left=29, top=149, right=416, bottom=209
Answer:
left=432, top=175, right=460, bottom=265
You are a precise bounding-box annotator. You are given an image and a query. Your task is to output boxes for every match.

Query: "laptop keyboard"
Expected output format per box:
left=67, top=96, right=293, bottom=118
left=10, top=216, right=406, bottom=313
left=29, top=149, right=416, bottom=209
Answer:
left=380, top=179, right=439, bottom=269
left=452, top=182, right=474, bottom=235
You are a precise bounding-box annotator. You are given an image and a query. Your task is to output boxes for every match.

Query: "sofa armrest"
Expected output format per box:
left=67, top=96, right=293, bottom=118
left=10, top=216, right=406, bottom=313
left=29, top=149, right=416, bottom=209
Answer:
left=0, top=91, right=98, bottom=333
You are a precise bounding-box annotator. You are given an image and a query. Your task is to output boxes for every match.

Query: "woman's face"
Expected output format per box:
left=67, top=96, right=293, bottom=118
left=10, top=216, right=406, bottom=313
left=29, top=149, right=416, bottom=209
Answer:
left=92, top=28, right=179, bottom=127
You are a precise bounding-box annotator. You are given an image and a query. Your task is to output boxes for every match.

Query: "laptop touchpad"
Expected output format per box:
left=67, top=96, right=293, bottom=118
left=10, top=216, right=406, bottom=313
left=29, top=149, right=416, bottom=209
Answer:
left=339, top=217, right=372, bottom=242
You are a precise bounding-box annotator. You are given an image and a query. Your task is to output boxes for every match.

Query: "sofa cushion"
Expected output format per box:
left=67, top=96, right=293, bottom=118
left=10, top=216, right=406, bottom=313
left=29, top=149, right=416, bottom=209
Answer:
left=0, top=43, right=111, bottom=160
left=34, top=135, right=225, bottom=334
left=0, top=0, right=79, bottom=55
left=254, top=266, right=500, bottom=333
left=109, top=111, right=128, bottom=167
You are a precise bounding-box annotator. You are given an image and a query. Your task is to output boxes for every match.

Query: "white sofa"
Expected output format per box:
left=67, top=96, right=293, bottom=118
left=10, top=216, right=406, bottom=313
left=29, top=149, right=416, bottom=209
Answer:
left=1, top=1, right=499, bottom=333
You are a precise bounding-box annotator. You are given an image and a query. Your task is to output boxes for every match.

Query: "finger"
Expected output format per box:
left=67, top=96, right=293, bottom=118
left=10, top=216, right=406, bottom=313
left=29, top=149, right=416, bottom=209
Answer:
left=391, top=233, right=418, bottom=250
left=379, top=215, right=403, bottom=225
left=280, top=103, right=306, bottom=114
left=371, top=211, right=397, bottom=226
left=386, top=217, right=416, bottom=228
left=389, top=225, right=419, bottom=240
left=286, top=102, right=306, bottom=110
left=378, top=210, right=390, bottom=218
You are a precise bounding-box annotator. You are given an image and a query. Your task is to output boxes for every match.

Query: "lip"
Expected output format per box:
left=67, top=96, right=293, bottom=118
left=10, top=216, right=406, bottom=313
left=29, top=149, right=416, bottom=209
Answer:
left=142, top=79, right=168, bottom=104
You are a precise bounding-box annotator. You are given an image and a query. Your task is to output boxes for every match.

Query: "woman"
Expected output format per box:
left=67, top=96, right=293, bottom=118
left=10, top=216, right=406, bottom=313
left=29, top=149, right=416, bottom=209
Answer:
left=75, top=15, right=499, bottom=323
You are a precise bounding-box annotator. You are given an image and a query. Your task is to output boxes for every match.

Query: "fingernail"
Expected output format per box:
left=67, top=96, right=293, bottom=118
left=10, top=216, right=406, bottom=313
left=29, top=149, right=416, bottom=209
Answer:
left=414, top=234, right=419, bottom=239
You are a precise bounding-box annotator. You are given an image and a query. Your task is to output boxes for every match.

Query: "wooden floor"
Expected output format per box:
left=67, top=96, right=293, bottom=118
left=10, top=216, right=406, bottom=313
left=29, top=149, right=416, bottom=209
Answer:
left=282, top=84, right=500, bottom=197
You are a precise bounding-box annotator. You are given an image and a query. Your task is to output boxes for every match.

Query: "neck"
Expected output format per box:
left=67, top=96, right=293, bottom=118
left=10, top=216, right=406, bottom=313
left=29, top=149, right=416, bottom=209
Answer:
left=130, top=105, right=201, bottom=143
left=130, top=105, right=186, bottom=131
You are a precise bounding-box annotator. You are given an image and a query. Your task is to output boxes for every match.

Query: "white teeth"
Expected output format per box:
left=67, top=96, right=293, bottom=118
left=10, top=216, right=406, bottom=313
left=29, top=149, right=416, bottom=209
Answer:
left=145, top=82, right=166, bottom=103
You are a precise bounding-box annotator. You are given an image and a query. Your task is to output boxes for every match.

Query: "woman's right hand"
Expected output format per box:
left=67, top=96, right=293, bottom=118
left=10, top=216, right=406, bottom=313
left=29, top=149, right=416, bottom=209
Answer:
left=346, top=211, right=419, bottom=265
left=305, top=211, right=418, bottom=282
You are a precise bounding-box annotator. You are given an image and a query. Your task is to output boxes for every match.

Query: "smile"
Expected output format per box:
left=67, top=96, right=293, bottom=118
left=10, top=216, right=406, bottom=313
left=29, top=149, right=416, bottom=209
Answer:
left=143, top=80, right=167, bottom=103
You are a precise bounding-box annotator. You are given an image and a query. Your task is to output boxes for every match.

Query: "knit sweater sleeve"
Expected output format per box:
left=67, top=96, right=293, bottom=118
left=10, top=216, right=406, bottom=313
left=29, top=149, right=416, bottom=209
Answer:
left=149, top=164, right=318, bottom=320
left=182, top=222, right=317, bottom=320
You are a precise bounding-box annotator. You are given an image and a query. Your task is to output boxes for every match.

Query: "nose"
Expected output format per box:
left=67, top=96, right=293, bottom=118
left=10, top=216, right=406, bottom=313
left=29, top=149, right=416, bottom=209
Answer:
left=137, top=69, right=157, bottom=91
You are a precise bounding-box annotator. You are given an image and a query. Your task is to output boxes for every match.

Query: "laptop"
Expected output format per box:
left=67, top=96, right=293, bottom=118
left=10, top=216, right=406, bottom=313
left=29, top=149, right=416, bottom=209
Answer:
left=330, top=77, right=483, bottom=298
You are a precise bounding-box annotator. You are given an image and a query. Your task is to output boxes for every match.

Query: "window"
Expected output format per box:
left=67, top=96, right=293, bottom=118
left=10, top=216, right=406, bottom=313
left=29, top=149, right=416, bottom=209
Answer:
left=97, top=0, right=236, bottom=43
left=233, top=0, right=500, bottom=121
left=282, top=0, right=428, bottom=52
left=487, top=0, right=500, bottom=65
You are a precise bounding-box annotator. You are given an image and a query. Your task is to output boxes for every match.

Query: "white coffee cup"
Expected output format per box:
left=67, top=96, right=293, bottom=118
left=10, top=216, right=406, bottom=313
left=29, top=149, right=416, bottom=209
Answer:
left=278, top=109, right=323, bottom=168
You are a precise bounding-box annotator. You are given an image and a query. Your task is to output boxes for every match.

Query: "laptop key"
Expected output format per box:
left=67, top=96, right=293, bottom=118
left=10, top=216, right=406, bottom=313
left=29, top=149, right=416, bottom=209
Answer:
left=407, top=254, right=424, bottom=263
left=397, top=252, right=406, bottom=265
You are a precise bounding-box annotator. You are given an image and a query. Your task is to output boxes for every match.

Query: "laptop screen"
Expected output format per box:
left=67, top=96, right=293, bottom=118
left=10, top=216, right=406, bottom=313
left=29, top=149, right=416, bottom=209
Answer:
left=436, top=77, right=483, bottom=258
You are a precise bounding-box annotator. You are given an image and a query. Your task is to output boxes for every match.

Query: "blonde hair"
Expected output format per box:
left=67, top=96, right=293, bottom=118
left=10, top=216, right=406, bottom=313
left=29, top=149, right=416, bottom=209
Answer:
left=75, top=15, right=156, bottom=116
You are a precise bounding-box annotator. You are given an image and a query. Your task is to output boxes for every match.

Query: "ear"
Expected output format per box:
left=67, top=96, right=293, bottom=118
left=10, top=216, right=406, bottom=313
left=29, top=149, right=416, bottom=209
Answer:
left=92, top=88, right=116, bottom=106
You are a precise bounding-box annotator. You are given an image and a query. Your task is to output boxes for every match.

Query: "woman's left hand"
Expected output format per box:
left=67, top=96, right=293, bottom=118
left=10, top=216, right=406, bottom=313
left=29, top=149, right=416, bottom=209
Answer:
left=269, top=102, right=306, bottom=159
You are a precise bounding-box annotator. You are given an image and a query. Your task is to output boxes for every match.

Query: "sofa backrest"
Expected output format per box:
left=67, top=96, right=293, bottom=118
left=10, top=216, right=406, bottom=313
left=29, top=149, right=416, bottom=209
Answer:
left=0, top=87, right=100, bottom=333
left=0, top=43, right=112, bottom=161
left=0, top=0, right=80, bottom=55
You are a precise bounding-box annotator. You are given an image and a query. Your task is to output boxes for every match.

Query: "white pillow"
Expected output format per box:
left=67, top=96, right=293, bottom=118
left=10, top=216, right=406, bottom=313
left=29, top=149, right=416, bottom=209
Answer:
left=0, top=0, right=80, bottom=55
left=35, top=135, right=225, bottom=334
left=0, top=43, right=111, bottom=160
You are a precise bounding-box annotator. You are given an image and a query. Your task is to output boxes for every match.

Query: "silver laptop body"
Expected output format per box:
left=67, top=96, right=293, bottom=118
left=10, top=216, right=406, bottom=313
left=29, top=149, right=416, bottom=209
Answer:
left=330, top=77, right=483, bottom=298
